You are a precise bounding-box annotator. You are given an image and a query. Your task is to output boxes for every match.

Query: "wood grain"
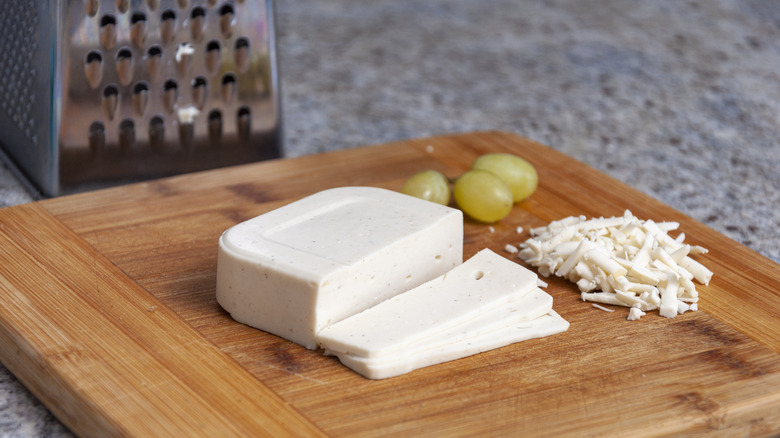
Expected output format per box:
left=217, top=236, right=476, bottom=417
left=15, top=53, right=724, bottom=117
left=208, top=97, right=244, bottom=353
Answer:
left=1, top=131, right=779, bottom=436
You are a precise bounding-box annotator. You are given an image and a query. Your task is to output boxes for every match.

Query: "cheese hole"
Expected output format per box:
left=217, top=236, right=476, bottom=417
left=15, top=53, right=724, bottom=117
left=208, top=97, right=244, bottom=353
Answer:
left=473, top=271, right=485, bottom=280
left=435, top=255, right=442, bottom=261
left=405, top=275, right=412, bottom=282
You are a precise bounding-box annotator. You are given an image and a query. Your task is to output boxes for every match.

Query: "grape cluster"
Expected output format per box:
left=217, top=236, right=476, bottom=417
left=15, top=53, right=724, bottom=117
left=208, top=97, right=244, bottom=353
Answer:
left=400, top=153, right=538, bottom=223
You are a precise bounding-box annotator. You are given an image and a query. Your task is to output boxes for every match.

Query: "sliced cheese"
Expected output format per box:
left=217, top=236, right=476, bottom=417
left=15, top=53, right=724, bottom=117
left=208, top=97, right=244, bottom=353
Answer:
left=318, top=249, right=568, bottom=379
left=317, top=248, right=538, bottom=358
left=216, top=187, right=463, bottom=349
left=332, top=311, right=569, bottom=380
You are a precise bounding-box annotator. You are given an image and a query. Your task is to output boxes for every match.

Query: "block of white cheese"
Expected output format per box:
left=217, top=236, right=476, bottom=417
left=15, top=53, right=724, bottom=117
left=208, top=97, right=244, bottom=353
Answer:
left=215, top=186, right=463, bottom=349
left=318, top=249, right=569, bottom=379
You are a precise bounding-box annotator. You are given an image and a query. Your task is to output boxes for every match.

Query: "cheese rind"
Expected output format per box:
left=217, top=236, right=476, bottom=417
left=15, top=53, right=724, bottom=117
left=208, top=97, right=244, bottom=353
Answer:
left=216, top=187, right=463, bottom=349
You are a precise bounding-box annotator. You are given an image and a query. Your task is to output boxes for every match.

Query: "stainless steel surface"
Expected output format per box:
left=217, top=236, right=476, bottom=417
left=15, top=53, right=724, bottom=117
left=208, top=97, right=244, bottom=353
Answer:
left=0, top=0, right=281, bottom=197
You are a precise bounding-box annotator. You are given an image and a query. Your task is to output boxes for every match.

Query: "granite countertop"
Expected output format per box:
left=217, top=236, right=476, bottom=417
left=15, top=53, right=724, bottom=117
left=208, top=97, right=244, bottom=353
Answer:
left=1, top=0, right=778, bottom=435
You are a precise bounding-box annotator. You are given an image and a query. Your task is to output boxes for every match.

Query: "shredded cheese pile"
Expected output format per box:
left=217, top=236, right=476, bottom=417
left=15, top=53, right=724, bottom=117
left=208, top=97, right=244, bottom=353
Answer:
left=517, top=210, right=712, bottom=320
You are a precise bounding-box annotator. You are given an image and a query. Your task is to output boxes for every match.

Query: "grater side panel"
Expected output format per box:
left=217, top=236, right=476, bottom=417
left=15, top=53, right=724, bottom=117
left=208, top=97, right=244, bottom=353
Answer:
left=0, top=0, right=57, bottom=196
left=58, top=0, right=282, bottom=195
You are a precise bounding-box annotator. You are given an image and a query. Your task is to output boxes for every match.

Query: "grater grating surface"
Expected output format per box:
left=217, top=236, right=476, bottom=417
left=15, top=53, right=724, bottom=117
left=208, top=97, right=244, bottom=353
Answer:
left=0, top=0, right=40, bottom=147
left=0, top=0, right=281, bottom=196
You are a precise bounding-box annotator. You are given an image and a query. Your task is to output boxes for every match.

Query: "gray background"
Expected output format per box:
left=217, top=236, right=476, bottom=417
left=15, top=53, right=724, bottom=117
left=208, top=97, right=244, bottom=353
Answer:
left=0, top=0, right=778, bottom=435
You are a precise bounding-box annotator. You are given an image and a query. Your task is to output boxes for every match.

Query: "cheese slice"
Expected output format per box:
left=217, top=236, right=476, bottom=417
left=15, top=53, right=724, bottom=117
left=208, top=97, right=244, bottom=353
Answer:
left=318, top=249, right=569, bottom=378
left=394, top=287, right=553, bottom=355
left=317, top=248, right=539, bottom=358
left=333, top=311, right=569, bottom=380
left=216, top=187, right=463, bottom=349
left=325, top=287, right=553, bottom=362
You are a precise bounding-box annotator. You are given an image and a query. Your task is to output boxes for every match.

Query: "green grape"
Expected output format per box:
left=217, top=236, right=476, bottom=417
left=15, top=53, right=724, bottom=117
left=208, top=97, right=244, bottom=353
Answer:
left=472, top=153, right=538, bottom=202
left=400, top=170, right=451, bottom=205
left=453, top=169, right=513, bottom=223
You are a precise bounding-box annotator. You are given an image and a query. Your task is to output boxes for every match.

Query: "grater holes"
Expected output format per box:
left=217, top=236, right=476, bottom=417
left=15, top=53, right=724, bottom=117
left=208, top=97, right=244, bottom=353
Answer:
left=190, top=7, right=207, bottom=41
left=84, top=51, right=103, bottom=89
left=208, top=110, right=222, bottom=143
left=115, top=48, right=134, bottom=86
left=86, top=51, right=103, bottom=64
left=192, top=76, right=208, bottom=109
left=175, top=43, right=194, bottom=76
left=149, top=116, right=165, bottom=150
left=116, top=0, right=130, bottom=14
left=0, top=0, right=39, bottom=144
left=162, top=79, right=179, bottom=113
left=132, top=82, right=150, bottom=116
left=130, top=12, right=148, bottom=47
left=147, top=45, right=162, bottom=57
left=119, top=119, right=135, bottom=153
left=86, top=0, right=99, bottom=17
left=234, top=37, right=250, bottom=73
left=88, top=122, right=105, bottom=156
left=205, top=40, right=221, bottom=73
left=160, top=10, right=177, bottom=44
left=100, top=15, right=118, bottom=50
left=146, top=45, right=163, bottom=80
left=219, top=3, right=235, bottom=38
left=102, top=85, right=119, bottom=121
left=237, top=106, right=250, bottom=141
left=131, top=12, right=147, bottom=24
left=178, top=118, right=194, bottom=150
left=221, top=73, right=236, bottom=104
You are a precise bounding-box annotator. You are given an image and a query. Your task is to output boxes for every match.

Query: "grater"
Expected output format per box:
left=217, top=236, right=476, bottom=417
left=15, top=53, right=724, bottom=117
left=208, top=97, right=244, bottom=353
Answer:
left=0, top=0, right=281, bottom=197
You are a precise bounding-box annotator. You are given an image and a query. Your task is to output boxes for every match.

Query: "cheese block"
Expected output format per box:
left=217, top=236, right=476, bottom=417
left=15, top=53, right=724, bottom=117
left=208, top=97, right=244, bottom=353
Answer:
left=317, top=249, right=539, bottom=358
left=334, top=311, right=569, bottom=380
left=215, top=186, right=463, bottom=349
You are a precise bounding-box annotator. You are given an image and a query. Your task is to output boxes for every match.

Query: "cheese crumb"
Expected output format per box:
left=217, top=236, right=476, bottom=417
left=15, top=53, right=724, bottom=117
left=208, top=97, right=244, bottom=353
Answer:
left=516, top=226, right=524, bottom=234
left=504, top=243, right=518, bottom=254
left=175, top=42, right=195, bottom=63
left=518, top=210, right=712, bottom=320
left=177, top=106, right=200, bottom=124
left=592, top=303, right=615, bottom=312
left=489, top=226, right=495, bottom=233
left=627, top=307, right=645, bottom=321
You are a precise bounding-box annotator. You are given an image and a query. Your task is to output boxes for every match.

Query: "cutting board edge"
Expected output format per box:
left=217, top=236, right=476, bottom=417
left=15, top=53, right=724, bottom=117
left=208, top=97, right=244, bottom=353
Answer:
left=0, top=203, right=325, bottom=437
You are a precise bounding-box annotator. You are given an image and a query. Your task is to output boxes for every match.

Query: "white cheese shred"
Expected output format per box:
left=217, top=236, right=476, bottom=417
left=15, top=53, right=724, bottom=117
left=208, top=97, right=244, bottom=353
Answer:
left=504, top=244, right=518, bottom=254
left=592, top=303, right=615, bottom=312
left=518, top=210, right=712, bottom=320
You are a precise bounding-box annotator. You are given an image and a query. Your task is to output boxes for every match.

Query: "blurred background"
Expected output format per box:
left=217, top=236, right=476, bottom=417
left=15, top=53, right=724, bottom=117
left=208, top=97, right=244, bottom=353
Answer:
left=0, top=0, right=778, bottom=435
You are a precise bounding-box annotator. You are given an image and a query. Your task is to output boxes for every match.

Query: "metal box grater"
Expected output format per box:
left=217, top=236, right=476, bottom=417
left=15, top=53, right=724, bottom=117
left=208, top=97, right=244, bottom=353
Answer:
left=0, top=0, right=281, bottom=197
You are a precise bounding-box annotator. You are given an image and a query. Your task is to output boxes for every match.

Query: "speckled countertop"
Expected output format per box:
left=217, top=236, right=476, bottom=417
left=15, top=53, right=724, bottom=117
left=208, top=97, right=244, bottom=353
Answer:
left=1, top=0, right=779, bottom=435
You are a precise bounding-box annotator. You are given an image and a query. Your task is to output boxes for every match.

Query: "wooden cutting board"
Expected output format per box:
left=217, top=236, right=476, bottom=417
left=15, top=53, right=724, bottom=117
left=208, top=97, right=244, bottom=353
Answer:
left=1, top=131, right=779, bottom=437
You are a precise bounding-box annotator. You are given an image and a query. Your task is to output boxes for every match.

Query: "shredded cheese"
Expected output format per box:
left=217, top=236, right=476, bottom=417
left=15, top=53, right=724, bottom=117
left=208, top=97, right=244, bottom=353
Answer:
left=592, top=303, right=615, bottom=312
left=517, top=210, right=712, bottom=319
